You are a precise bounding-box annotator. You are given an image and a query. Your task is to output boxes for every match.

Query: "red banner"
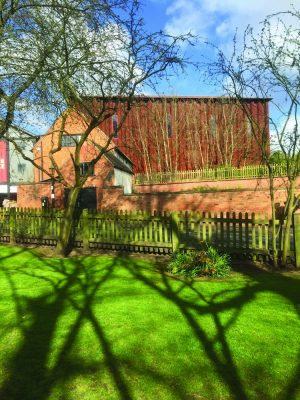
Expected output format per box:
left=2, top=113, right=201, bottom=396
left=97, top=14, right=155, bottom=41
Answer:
left=0, top=140, right=8, bottom=183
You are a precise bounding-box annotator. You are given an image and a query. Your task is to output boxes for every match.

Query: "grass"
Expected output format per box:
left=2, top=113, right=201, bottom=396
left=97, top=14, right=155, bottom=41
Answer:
left=188, top=186, right=243, bottom=193
left=0, top=245, right=299, bottom=400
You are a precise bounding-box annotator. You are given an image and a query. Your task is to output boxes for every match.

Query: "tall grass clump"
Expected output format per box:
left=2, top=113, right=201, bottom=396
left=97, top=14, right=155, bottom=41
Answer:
left=168, top=245, right=231, bottom=278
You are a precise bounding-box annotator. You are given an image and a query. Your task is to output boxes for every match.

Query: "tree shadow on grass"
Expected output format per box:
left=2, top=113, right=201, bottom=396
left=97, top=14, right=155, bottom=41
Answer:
left=0, top=249, right=192, bottom=400
left=120, top=255, right=300, bottom=400
left=121, top=258, right=253, bottom=399
left=0, top=247, right=299, bottom=400
left=229, top=261, right=300, bottom=400
left=0, top=252, right=135, bottom=400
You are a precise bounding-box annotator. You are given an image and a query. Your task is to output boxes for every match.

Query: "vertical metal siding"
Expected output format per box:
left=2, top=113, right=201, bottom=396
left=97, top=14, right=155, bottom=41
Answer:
left=98, top=98, right=269, bottom=174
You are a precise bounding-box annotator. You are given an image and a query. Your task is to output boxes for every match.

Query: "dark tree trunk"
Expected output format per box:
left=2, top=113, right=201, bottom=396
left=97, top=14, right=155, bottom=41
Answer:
left=56, top=187, right=81, bottom=256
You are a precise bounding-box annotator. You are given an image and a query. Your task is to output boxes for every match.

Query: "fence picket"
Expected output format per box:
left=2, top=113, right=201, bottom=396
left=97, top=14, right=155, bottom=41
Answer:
left=220, top=212, right=224, bottom=249
left=238, top=212, right=243, bottom=250
left=251, top=212, right=256, bottom=251
left=232, top=212, right=237, bottom=249
left=226, top=212, right=230, bottom=249
left=258, top=213, right=263, bottom=250
left=201, top=212, right=206, bottom=242
left=244, top=213, right=249, bottom=251
left=135, top=163, right=288, bottom=185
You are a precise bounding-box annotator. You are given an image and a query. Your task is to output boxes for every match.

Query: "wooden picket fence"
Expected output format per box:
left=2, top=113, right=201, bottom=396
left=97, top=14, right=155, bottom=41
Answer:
left=0, top=208, right=299, bottom=264
left=135, top=164, right=287, bottom=185
left=0, top=208, right=64, bottom=246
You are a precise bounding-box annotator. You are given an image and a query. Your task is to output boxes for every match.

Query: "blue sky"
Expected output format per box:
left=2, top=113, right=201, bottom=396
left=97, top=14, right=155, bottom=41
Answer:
left=140, top=0, right=300, bottom=96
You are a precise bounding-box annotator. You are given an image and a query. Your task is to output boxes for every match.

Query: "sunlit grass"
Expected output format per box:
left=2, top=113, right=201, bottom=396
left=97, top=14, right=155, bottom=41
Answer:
left=0, top=245, right=299, bottom=400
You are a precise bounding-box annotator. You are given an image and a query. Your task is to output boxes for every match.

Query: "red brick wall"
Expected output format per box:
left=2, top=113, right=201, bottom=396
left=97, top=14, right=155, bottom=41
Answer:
left=134, top=176, right=300, bottom=193
left=101, top=187, right=299, bottom=215
left=17, top=182, right=109, bottom=209
left=17, top=156, right=113, bottom=208
left=18, top=175, right=299, bottom=216
left=18, top=183, right=57, bottom=208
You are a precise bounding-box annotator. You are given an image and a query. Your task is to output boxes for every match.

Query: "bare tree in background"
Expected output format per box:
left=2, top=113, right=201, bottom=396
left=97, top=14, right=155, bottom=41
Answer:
left=126, top=98, right=253, bottom=174
left=205, top=8, right=300, bottom=266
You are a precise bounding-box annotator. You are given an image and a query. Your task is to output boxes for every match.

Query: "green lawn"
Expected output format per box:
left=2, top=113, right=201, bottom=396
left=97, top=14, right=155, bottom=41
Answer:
left=0, top=245, right=299, bottom=400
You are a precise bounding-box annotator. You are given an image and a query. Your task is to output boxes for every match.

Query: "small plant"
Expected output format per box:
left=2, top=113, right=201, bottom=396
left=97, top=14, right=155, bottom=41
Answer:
left=168, top=245, right=231, bottom=278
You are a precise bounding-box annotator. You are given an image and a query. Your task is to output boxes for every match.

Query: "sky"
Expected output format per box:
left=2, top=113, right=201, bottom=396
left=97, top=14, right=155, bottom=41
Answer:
left=140, top=0, right=300, bottom=96
left=24, top=0, right=300, bottom=134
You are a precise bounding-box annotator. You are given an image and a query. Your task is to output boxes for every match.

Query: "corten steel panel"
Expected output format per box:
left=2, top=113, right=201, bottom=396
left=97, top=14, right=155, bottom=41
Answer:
left=97, top=97, right=270, bottom=174
left=0, top=140, right=8, bottom=183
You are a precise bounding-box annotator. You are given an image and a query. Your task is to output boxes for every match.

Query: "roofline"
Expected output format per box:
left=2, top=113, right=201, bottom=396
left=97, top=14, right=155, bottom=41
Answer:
left=114, top=148, right=134, bottom=166
left=0, top=119, right=40, bottom=139
left=84, top=95, right=272, bottom=102
left=104, top=149, right=134, bottom=173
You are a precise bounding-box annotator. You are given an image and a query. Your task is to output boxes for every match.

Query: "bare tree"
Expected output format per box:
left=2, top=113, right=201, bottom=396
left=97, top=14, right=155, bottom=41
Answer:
left=205, top=8, right=300, bottom=266
left=1, top=0, right=194, bottom=255
left=0, top=0, right=94, bottom=136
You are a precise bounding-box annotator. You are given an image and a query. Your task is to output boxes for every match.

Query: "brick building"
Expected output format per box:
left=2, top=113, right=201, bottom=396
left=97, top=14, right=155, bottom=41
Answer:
left=97, top=96, right=270, bottom=173
left=17, top=111, right=133, bottom=209
left=17, top=95, right=270, bottom=209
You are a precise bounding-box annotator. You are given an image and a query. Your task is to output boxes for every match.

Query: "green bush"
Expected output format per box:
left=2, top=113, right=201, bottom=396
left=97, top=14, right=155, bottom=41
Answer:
left=167, top=246, right=231, bottom=278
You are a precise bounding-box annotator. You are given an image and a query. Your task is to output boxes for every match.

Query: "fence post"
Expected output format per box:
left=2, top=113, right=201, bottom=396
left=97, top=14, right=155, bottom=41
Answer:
left=82, top=209, right=89, bottom=252
left=9, top=208, right=16, bottom=245
left=293, top=209, right=300, bottom=269
left=171, top=212, right=180, bottom=253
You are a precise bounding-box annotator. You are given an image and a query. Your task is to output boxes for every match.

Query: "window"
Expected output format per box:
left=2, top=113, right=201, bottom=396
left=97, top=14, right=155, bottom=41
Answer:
left=17, top=140, right=27, bottom=150
left=112, top=114, right=118, bottom=138
left=80, top=162, right=94, bottom=176
left=62, top=134, right=81, bottom=147
left=17, top=163, right=26, bottom=174
left=167, top=114, right=172, bottom=137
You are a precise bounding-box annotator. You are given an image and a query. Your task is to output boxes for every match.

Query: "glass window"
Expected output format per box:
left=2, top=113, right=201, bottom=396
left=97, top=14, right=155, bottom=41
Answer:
left=80, top=162, right=94, bottom=176
left=17, top=163, right=26, bottom=174
left=61, top=135, right=81, bottom=147
left=112, top=114, right=118, bottom=138
left=167, top=114, right=172, bottom=137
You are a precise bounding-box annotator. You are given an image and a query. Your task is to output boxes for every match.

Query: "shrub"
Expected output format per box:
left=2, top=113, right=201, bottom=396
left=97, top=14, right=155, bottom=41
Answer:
left=167, top=245, right=231, bottom=278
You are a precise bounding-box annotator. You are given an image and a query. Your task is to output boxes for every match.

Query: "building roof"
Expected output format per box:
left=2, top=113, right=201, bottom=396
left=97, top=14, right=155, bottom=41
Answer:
left=104, top=149, right=133, bottom=174
left=85, top=95, right=272, bottom=103
left=0, top=120, right=39, bottom=141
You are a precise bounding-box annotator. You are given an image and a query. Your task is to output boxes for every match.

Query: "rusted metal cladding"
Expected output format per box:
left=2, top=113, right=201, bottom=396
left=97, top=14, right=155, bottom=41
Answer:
left=98, top=97, right=269, bottom=173
left=0, top=140, right=8, bottom=182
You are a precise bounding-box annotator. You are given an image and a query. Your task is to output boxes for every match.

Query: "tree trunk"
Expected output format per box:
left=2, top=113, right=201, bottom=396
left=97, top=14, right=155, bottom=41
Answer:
left=281, top=179, right=296, bottom=266
left=56, top=186, right=81, bottom=257
left=268, top=173, right=278, bottom=267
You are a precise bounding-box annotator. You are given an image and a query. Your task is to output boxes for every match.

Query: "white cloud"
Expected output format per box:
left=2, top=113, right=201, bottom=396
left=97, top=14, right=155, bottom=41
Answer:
left=165, top=0, right=300, bottom=42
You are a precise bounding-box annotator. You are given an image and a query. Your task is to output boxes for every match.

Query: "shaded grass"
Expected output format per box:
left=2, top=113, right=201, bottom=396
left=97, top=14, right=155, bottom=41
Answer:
left=0, top=245, right=299, bottom=400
